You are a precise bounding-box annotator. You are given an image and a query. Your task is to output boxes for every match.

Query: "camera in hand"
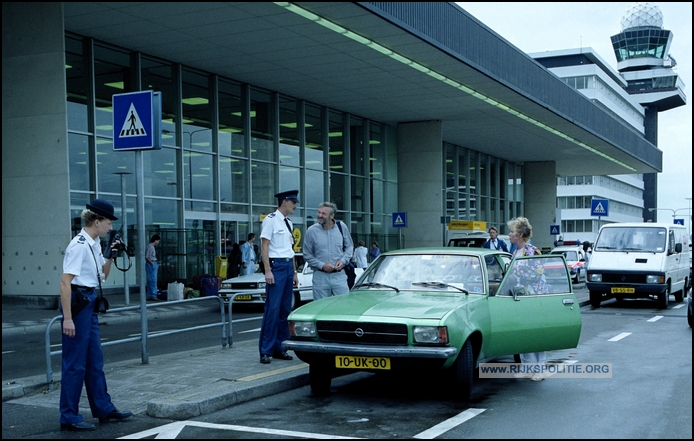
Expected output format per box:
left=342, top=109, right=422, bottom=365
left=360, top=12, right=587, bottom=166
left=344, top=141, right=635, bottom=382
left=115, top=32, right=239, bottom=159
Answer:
left=103, top=227, right=125, bottom=259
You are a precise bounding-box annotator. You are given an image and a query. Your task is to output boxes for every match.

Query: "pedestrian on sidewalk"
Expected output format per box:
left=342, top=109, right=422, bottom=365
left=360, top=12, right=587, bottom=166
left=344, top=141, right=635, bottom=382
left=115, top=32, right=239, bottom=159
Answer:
left=258, top=190, right=300, bottom=364
left=146, top=234, right=161, bottom=300
left=240, top=233, right=257, bottom=275
left=58, top=199, right=132, bottom=431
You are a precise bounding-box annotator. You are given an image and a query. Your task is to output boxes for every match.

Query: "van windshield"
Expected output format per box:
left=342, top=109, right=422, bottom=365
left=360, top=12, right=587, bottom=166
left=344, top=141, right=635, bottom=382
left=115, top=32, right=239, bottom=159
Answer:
left=594, top=227, right=666, bottom=253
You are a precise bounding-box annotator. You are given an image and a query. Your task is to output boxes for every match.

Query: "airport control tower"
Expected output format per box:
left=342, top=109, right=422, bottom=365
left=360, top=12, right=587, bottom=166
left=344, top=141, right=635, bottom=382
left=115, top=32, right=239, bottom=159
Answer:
left=610, top=2, right=687, bottom=221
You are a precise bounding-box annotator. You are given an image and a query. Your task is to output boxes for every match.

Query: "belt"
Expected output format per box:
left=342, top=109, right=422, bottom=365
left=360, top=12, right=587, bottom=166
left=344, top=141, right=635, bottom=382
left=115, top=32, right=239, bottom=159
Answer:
left=71, top=284, right=95, bottom=290
left=269, top=257, right=292, bottom=264
left=316, top=268, right=343, bottom=272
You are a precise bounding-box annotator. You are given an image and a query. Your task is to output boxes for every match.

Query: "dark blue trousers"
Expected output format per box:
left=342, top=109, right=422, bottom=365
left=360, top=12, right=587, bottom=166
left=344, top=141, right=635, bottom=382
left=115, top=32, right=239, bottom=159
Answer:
left=258, top=258, right=294, bottom=356
left=59, top=290, right=116, bottom=424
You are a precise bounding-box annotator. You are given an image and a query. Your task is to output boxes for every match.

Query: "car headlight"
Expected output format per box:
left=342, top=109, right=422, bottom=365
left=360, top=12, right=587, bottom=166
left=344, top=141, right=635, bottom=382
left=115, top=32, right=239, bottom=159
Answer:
left=258, top=282, right=266, bottom=289
left=646, top=275, right=664, bottom=284
left=589, top=274, right=602, bottom=282
left=289, top=321, right=316, bottom=337
left=221, top=283, right=232, bottom=289
left=413, top=326, right=448, bottom=344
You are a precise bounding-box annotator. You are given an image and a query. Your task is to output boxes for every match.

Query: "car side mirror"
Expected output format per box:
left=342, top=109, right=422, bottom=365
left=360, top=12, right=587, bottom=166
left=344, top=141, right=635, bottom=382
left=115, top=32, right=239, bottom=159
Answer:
left=512, top=286, right=524, bottom=301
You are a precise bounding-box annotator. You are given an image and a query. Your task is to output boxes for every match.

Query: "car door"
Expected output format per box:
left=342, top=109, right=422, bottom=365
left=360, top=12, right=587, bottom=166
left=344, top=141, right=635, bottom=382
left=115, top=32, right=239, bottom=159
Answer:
left=483, top=254, right=582, bottom=358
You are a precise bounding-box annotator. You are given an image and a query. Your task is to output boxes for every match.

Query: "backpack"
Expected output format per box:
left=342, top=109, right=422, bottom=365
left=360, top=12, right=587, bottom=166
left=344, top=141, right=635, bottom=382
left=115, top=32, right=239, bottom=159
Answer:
left=198, top=274, right=220, bottom=297
left=336, top=221, right=357, bottom=289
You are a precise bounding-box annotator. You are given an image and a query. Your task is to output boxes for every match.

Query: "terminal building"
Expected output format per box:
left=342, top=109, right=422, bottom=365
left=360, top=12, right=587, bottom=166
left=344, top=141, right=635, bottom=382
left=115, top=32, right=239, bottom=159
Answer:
left=2, top=2, right=675, bottom=304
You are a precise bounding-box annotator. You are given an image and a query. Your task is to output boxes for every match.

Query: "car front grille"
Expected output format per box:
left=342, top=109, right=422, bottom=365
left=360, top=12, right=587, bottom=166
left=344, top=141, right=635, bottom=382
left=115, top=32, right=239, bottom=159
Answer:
left=316, top=321, right=408, bottom=345
left=231, top=282, right=260, bottom=290
left=600, top=273, right=648, bottom=284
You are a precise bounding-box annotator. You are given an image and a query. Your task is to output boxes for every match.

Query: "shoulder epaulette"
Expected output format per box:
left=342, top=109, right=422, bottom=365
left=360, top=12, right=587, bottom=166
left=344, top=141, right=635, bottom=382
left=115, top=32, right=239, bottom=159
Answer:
left=77, top=235, right=87, bottom=244
left=267, top=213, right=276, bottom=218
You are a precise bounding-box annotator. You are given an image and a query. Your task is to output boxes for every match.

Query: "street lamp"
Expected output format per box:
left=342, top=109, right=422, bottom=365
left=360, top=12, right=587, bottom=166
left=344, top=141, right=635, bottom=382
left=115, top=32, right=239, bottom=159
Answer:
left=648, top=207, right=691, bottom=224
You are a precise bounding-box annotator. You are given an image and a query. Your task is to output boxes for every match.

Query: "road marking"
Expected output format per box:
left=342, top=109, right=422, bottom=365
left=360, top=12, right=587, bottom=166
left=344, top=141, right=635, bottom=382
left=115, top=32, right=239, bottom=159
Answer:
left=647, top=315, right=663, bottom=322
left=608, top=332, right=631, bottom=341
left=672, top=304, right=685, bottom=309
left=239, top=327, right=261, bottom=334
left=413, top=408, right=486, bottom=439
left=2, top=350, right=15, bottom=355
left=118, top=420, right=359, bottom=439
left=236, top=363, right=308, bottom=382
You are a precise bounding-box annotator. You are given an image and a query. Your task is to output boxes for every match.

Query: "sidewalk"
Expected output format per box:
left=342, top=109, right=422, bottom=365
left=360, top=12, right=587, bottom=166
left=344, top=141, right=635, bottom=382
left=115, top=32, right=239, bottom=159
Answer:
left=2, top=294, right=309, bottom=420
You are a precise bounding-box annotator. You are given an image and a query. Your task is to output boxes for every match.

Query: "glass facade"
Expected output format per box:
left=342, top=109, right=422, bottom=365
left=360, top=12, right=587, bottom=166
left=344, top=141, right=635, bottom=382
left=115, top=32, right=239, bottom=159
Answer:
left=64, top=33, right=401, bottom=286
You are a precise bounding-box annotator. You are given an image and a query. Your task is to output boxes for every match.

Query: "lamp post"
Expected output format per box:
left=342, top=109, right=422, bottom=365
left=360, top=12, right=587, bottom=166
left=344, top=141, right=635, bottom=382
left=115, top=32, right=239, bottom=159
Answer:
left=648, top=207, right=691, bottom=225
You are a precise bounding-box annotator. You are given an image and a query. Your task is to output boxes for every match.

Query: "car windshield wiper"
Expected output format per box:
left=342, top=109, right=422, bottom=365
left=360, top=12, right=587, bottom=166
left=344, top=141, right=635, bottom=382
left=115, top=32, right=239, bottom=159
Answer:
left=356, top=282, right=400, bottom=292
left=412, top=282, right=468, bottom=293
left=621, top=247, right=642, bottom=251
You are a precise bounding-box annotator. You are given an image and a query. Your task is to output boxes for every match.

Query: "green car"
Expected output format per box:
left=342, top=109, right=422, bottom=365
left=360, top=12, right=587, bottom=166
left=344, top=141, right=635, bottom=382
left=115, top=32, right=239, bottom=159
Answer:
left=283, top=247, right=582, bottom=400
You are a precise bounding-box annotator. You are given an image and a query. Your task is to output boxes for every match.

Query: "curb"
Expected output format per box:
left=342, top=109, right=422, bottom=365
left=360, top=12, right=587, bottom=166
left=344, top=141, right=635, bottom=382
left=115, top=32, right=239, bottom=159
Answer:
left=147, top=369, right=310, bottom=419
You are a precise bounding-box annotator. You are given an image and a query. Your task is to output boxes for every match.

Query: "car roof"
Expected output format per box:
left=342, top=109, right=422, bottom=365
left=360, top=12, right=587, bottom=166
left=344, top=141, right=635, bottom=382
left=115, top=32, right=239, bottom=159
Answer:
left=551, top=246, right=582, bottom=252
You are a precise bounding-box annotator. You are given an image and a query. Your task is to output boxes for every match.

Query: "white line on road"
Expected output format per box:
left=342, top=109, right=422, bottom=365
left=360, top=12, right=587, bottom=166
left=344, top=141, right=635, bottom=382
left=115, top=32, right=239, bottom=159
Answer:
left=608, top=332, right=632, bottom=341
left=413, top=408, right=486, bottom=439
left=239, top=327, right=261, bottom=334
left=647, top=316, right=664, bottom=322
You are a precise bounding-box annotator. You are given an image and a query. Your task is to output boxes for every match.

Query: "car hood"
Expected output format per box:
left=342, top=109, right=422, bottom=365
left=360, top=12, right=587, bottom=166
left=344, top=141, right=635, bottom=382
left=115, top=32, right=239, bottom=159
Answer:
left=289, top=289, right=482, bottom=321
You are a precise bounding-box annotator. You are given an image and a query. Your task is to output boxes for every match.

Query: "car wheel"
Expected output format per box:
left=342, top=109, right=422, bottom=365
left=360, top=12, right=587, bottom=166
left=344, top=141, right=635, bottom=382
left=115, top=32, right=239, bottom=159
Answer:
left=451, top=339, right=474, bottom=402
left=309, top=363, right=332, bottom=395
left=513, top=354, right=521, bottom=363
left=589, top=291, right=602, bottom=308
left=674, top=288, right=684, bottom=303
left=657, top=284, right=670, bottom=309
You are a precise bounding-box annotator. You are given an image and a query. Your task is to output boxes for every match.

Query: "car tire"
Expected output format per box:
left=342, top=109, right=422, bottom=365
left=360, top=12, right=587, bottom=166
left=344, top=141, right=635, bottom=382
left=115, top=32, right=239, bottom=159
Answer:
left=589, top=291, right=602, bottom=308
left=291, top=291, right=301, bottom=310
left=687, top=301, right=693, bottom=328
left=451, top=339, right=474, bottom=402
left=513, top=354, right=521, bottom=363
left=657, top=285, right=670, bottom=309
left=309, top=363, right=332, bottom=395
left=674, top=288, right=684, bottom=303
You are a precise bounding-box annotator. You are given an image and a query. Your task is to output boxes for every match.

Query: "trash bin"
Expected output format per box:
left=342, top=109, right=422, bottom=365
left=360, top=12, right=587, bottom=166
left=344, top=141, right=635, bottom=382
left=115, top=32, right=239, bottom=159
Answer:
left=216, top=256, right=228, bottom=279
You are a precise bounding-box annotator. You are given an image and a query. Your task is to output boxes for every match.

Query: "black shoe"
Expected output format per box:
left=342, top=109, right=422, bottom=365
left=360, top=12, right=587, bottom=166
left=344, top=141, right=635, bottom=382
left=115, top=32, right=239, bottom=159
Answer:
left=260, top=354, right=271, bottom=364
left=98, top=409, right=132, bottom=423
left=273, top=351, right=293, bottom=361
left=60, top=421, right=96, bottom=431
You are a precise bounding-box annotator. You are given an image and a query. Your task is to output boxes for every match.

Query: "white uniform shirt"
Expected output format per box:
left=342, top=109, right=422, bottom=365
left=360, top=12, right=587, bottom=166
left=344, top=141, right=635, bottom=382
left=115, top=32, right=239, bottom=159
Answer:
left=261, top=210, right=294, bottom=258
left=63, top=228, right=105, bottom=287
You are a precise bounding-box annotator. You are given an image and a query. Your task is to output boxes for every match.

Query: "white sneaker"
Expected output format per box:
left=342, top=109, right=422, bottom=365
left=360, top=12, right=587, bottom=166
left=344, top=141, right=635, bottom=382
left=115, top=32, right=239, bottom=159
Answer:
left=531, top=372, right=544, bottom=382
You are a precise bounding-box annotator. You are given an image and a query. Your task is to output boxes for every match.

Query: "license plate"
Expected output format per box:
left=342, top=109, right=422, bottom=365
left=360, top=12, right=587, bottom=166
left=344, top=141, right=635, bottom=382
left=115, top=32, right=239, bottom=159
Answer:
left=611, top=287, right=635, bottom=294
left=234, top=294, right=253, bottom=301
left=335, top=355, right=390, bottom=370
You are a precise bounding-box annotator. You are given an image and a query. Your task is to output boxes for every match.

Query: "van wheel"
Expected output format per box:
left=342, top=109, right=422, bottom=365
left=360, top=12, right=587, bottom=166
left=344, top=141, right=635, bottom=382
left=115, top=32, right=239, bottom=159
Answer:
left=657, top=285, right=670, bottom=309
left=674, top=288, right=684, bottom=303
left=589, top=291, right=602, bottom=308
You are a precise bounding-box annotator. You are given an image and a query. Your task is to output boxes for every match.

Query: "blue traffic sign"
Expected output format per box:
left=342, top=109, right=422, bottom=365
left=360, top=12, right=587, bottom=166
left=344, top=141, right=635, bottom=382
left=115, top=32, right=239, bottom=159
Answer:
left=392, top=212, right=407, bottom=228
left=674, top=218, right=684, bottom=225
left=550, top=225, right=560, bottom=235
left=112, top=90, right=162, bottom=150
left=591, top=198, right=609, bottom=217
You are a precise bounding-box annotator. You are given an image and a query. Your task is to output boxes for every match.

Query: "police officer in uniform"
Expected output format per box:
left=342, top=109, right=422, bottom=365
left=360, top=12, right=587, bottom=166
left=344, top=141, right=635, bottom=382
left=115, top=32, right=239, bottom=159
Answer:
left=59, top=199, right=132, bottom=431
left=258, top=190, right=299, bottom=364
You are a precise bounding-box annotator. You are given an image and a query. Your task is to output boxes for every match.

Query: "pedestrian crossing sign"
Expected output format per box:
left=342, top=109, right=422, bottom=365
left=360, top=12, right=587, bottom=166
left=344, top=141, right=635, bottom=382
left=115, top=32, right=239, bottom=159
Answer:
left=112, top=90, right=162, bottom=150
left=392, top=212, right=407, bottom=228
left=591, top=198, right=609, bottom=217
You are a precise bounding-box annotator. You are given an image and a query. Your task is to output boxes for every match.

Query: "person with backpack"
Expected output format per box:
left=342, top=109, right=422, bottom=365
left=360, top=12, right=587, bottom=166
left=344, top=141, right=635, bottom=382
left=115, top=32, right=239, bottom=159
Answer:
left=303, top=201, right=354, bottom=300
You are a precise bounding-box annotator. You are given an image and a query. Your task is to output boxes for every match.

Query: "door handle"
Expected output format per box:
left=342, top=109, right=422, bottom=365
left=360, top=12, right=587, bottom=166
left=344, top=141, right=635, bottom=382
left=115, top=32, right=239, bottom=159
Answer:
left=563, top=298, right=574, bottom=305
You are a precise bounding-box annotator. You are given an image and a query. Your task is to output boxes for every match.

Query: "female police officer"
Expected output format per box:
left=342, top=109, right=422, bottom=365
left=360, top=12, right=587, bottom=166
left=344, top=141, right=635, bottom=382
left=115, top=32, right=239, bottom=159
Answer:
left=58, top=199, right=132, bottom=431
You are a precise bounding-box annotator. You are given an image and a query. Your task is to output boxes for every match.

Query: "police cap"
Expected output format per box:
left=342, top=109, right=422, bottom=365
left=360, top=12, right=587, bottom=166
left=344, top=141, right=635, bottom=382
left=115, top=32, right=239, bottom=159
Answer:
left=86, top=198, right=118, bottom=221
left=275, top=190, right=299, bottom=205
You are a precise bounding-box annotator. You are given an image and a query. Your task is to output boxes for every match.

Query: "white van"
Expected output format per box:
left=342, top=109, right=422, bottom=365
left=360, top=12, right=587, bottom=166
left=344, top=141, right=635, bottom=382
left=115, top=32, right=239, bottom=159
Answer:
left=586, top=222, right=689, bottom=308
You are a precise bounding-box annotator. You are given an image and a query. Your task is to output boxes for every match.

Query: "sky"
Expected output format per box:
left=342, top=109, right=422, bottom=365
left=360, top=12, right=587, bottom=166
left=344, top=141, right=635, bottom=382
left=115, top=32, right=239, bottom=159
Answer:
left=457, top=2, right=692, bottom=224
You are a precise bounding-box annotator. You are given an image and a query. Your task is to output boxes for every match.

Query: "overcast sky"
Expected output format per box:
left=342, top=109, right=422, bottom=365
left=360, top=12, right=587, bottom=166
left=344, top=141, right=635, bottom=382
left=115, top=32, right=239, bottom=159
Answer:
left=457, top=2, right=692, bottom=225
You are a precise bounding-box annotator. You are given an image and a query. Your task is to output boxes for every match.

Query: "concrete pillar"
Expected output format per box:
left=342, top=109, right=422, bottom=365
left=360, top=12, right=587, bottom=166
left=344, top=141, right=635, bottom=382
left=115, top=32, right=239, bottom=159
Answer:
left=523, top=161, right=557, bottom=252
left=397, top=121, right=443, bottom=249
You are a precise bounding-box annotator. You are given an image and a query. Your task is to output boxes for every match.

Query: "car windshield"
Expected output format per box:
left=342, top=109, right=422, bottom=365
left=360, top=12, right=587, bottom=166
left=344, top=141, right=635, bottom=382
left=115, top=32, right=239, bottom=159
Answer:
left=355, top=254, right=485, bottom=293
left=594, top=227, right=666, bottom=253
left=552, top=250, right=578, bottom=261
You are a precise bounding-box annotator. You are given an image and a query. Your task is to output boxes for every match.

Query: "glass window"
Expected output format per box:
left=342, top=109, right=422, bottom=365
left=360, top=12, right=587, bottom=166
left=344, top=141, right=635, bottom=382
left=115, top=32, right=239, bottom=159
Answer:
left=369, top=123, right=384, bottom=180
left=250, top=88, right=275, bottom=162
left=93, top=43, right=131, bottom=139
left=350, top=116, right=365, bottom=176
left=149, top=197, right=178, bottom=228
left=141, top=56, right=177, bottom=138
left=96, top=137, right=136, bottom=194
left=68, top=133, right=91, bottom=191
left=251, top=161, right=276, bottom=207
left=143, top=147, right=178, bottom=198
left=218, top=79, right=245, bottom=157
left=352, top=176, right=367, bottom=213
left=305, top=169, right=325, bottom=216
left=185, top=151, right=214, bottom=203
left=66, top=35, right=89, bottom=133
left=220, top=156, right=248, bottom=204
left=330, top=172, right=347, bottom=213
left=329, top=111, right=345, bottom=171
left=182, top=69, right=212, bottom=153
left=279, top=96, right=299, bottom=167
left=305, top=104, right=324, bottom=170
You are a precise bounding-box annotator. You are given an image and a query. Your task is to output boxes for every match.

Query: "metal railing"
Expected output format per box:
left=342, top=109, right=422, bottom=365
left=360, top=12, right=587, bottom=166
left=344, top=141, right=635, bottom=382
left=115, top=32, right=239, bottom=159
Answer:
left=44, top=295, right=225, bottom=390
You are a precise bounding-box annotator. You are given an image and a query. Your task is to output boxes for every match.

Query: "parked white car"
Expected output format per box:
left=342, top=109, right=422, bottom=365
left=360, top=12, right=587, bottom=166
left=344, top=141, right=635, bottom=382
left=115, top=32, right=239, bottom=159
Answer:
left=549, top=245, right=586, bottom=284
left=219, top=254, right=364, bottom=309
